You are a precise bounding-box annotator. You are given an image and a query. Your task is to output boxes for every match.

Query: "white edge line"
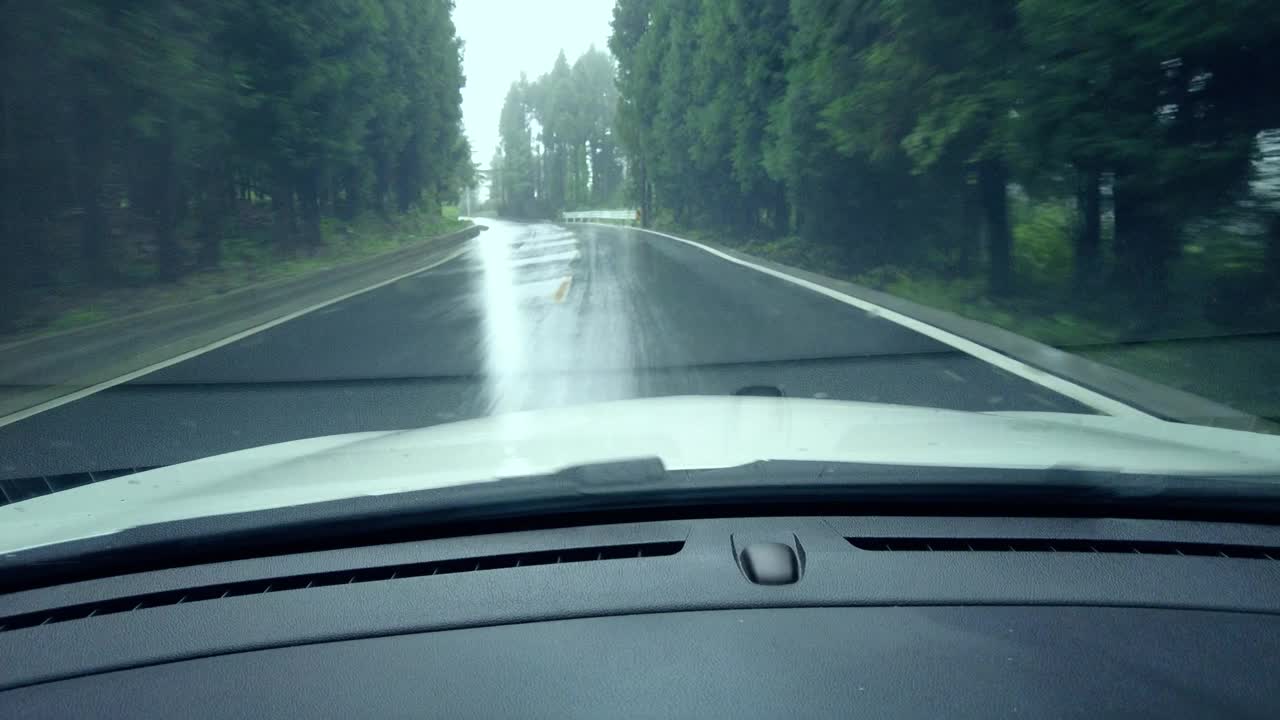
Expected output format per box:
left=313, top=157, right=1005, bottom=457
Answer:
left=583, top=222, right=1151, bottom=419
left=0, top=244, right=472, bottom=429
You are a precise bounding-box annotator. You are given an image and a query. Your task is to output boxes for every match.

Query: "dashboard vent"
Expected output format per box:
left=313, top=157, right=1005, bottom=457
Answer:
left=847, top=537, right=1280, bottom=559
left=0, top=466, right=158, bottom=508
left=0, top=541, right=682, bottom=634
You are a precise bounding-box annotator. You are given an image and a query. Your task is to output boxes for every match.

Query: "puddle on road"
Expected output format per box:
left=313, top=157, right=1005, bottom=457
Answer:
left=471, top=219, right=636, bottom=416
left=473, top=222, right=528, bottom=414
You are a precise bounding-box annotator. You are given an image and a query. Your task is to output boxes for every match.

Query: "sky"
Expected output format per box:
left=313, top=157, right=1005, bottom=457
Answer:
left=453, top=0, right=615, bottom=173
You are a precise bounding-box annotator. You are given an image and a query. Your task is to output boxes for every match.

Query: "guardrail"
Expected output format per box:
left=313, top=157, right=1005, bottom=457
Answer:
left=561, top=209, right=639, bottom=224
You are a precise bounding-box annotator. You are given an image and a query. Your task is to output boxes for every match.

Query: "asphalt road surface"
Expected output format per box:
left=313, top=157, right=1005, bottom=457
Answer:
left=0, top=219, right=1094, bottom=481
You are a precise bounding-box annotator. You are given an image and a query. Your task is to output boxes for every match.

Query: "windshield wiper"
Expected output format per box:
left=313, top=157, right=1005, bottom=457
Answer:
left=4, top=459, right=1280, bottom=594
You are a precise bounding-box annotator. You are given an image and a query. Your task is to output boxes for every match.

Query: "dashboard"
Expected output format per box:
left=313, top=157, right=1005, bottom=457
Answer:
left=3, top=515, right=1280, bottom=718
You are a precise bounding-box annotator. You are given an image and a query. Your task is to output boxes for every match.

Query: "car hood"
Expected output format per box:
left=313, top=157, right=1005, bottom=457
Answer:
left=4, top=395, right=1280, bottom=554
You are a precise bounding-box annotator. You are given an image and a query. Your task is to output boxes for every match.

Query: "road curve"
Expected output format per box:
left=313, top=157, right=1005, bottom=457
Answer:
left=0, top=219, right=1092, bottom=481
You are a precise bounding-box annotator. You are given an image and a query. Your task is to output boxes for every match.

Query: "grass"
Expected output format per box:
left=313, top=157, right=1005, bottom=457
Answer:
left=863, top=269, right=1280, bottom=423
left=46, top=307, right=111, bottom=333
left=1078, top=339, right=1280, bottom=420
left=866, top=233, right=1280, bottom=423
left=7, top=210, right=470, bottom=342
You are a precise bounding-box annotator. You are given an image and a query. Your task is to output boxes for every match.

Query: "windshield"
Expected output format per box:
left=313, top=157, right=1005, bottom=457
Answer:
left=4, top=1, right=1280, bottom=513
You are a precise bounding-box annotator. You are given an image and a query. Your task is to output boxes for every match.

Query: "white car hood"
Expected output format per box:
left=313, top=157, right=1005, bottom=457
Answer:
left=4, top=395, right=1280, bottom=555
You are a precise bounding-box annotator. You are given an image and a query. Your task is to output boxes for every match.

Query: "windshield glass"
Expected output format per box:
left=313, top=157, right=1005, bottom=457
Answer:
left=4, top=0, right=1280, bottom=514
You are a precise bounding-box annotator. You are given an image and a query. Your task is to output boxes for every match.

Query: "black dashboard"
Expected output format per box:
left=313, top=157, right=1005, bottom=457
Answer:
left=3, top=515, right=1280, bottom=718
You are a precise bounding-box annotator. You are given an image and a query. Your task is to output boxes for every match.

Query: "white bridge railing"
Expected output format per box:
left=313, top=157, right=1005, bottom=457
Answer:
left=561, top=209, right=639, bottom=224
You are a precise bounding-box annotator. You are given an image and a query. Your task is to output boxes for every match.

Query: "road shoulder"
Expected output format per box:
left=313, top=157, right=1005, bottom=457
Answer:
left=592, top=223, right=1261, bottom=431
left=0, top=226, right=482, bottom=427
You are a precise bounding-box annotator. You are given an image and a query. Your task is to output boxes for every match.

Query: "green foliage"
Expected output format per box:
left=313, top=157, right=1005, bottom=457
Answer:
left=1011, top=200, right=1074, bottom=290
left=47, top=307, right=111, bottom=334
left=1, top=0, right=471, bottom=332
left=15, top=211, right=468, bottom=337
left=609, top=0, right=1280, bottom=330
left=491, top=47, right=621, bottom=218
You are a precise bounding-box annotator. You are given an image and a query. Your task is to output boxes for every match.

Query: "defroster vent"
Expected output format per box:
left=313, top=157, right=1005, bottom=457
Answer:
left=0, top=541, right=683, bottom=634
left=848, top=537, right=1280, bottom=559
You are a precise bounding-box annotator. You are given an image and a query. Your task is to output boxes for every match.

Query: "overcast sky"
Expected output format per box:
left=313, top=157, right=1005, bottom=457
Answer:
left=454, top=0, right=615, bottom=171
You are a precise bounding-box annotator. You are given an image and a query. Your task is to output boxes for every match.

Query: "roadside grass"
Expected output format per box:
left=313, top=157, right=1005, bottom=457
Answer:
left=46, top=307, right=111, bottom=333
left=10, top=211, right=470, bottom=343
left=1078, top=339, right=1280, bottom=421
left=865, top=221, right=1280, bottom=422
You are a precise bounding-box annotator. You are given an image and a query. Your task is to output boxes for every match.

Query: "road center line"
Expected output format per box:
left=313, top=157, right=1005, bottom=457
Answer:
left=0, top=243, right=472, bottom=429
left=580, top=223, right=1150, bottom=419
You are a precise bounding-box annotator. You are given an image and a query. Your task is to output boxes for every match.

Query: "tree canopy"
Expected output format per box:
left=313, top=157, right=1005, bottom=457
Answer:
left=491, top=47, right=622, bottom=218
left=609, top=0, right=1280, bottom=318
left=1, top=0, right=471, bottom=329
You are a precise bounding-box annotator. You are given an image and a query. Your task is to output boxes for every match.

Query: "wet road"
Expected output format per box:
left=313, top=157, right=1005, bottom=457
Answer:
left=0, top=219, right=1092, bottom=480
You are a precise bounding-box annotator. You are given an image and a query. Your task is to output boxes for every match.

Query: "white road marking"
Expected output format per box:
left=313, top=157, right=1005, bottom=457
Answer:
left=511, top=250, right=580, bottom=268
left=0, top=244, right=472, bottom=429
left=531, top=228, right=576, bottom=240
left=586, top=223, right=1151, bottom=419
left=512, top=277, right=572, bottom=301
left=515, top=238, right=578, bottom=253
left=514, top=277, right=565, bottom=293
left=942, top=369, right=967, bottom=383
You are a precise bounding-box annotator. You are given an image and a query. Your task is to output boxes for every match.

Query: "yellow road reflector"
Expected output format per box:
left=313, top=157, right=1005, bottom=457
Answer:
left=552, top=276, right=573, bottom=303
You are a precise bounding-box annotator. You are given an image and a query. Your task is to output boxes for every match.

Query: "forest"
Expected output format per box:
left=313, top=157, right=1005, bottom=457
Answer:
left=1, top=0, right=472, bottom=333
left=490, top=47, right=625, bottom=218
left=607, top=0, right=1280, bottom=335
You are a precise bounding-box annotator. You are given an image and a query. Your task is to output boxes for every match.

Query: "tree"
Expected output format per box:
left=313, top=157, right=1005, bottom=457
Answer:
left=1, top=0, right=470, bottom=331
left=611, top=0, right=659, bottom=224
left=572, top=48, right=623, bottom=206
left=813, top=0, right=1023, bottom=293
left=495, top=47, right=622, bottom=218
left=497, top=79, right=536, bottom=217
left=1020, top=0, right=1279, bottom=312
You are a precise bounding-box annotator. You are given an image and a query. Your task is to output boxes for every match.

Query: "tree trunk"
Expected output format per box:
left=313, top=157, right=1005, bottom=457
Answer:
left=1267, top=214, right=1280, bottom=281
left=196, top=158, right=229, bottom=269
left=321, top=172, right=336, bottom=218
left=153, top=117, right=182, bottom=282
left=1113, top=178, right=1174, bottom=325
left=271, top=179, right=296, bottom=250
left=341, top=166, right=362, bottom=220
left=979, top=159, right=1013, bottom=295
left=196, top=214, right=222, bottom=269
left=771, top=183, right=789, bottom=236
left=954, top=178, right=980, bottom=276
left=636, top=159, right=651, bottom=227
left=0, top=86, right=22, bottom=330
left=589, top=141, right=603, bottom=205
left=74, top=96, right=112, bottom=287
left=576, top=143, right=587, bottom=207
left=298, top=169, right=323, bottom=251
left=395, top=135, right=419, bottom=214
left=1073, top=166, right=1102, bottom=295
left=374, top=151, right=392, bottom=217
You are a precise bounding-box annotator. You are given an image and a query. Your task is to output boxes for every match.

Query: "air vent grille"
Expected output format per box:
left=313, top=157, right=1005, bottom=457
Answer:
left=0, top=466, right=158, bottom=508
left=0, top=541, right=682, bottom=634
left=848, top=537, right=1280, bottom=559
